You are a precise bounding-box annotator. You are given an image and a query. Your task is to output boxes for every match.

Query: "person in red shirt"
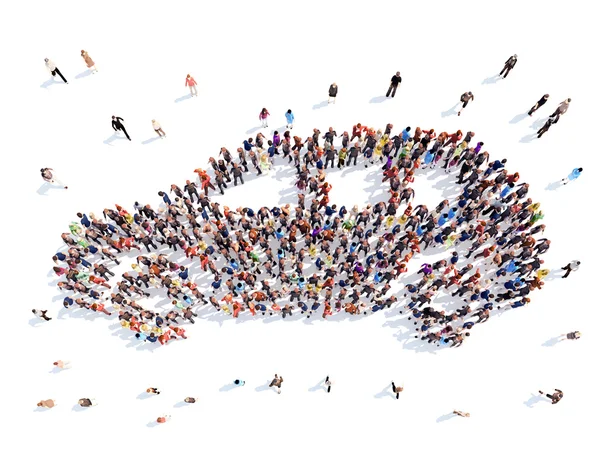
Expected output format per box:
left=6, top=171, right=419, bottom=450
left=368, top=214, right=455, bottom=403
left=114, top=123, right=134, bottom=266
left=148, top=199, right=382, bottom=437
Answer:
left=185, top=74, right=197, bottom=96
left=351, top=123, right=368, bottom=141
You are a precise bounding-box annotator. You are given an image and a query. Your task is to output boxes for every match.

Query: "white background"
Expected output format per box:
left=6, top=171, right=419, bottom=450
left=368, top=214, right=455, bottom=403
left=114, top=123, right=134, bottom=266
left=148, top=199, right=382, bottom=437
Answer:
left=2, top=1, right=599, bottom=449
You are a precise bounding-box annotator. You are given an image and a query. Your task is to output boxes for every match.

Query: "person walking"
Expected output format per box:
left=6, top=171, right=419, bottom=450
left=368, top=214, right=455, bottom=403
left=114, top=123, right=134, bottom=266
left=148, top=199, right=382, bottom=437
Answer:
left=40, top=168, right=68, bottom=189
left=234, top=379, right=245, bottom=386
left=112, top=116, right=131, bottom=141
left=184, top=397, right=198, bottom=403
left=44, top=58, right=68, bottom=84
left=500, top=54, right=518, bottom=78
left=269, top=374, right=284, bottom=394
left=285, top=109, right=295, bottom=129
left=80, top=50, right=98, bottom=73
left=78, top=398, right=97, bottom=407
left=453, top=410, right=470, bottom=417
left=561, top=168, right=583, bottom=185
left=156, top=414, right=171, bottom=423
left=386, top=72, right=402, bottom=98
left=152, top=119, right=166, bottom=138
left=550, top=98, right=571, bottom=118
left=536, top=114, right=559, bottom=138
left=560, top=260, right=580, bottom=278
left=528, top=94, right=549, bottom=116
left=185, top=74, right=198, bottom=96
left=559, top=331, right=581, bottom=341
left=538, top=389, right=563, bottom=404
left=328, top=83, right=338, bottom=104
left=259, top=108, right=270, bottom=127
left=324, top=375, right=333, bottom=393
left=391, top=381, right=404, bottom=399
left=53, top=360, right=71, bottom=369
left=458, top=92, right=474, bottom=116
left=32, top=309, right=52, bottom=321
left=146, top=387, right=160, bottom=395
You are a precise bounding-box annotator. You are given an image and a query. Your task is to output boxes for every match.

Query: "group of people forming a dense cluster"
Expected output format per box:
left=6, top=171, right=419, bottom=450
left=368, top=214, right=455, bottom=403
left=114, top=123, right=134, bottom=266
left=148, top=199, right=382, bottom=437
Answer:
left=50, top=120, right=551, bottom=348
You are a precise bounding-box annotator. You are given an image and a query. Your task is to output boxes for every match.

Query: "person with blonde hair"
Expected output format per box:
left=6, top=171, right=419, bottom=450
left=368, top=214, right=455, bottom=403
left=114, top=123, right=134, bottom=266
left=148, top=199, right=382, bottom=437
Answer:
left=80, top=50, right=97, bottom=73
left=152, top=119, right=166, bottom=138
left=185, top=74, right=198, bottom=96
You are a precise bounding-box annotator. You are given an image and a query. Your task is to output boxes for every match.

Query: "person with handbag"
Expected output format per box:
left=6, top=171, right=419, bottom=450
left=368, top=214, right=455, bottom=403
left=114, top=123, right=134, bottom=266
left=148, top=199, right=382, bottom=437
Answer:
left=44, top=58, right=68, bottom=84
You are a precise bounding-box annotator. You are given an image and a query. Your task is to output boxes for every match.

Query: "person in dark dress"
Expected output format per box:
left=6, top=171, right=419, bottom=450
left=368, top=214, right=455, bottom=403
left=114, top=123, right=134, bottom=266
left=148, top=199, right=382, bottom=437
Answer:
left=528, top=94, right=549, bottom=116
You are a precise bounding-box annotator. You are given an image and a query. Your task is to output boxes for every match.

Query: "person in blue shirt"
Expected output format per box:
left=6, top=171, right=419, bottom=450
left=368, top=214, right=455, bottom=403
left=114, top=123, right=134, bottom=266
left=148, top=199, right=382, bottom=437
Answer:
left=285, top=109, right=295, bottom=129
left=77, top=212, right=91, bottom=227
left=146, top=333, right=158, bottom=343
left=243, top=138, right=254, bottom=151
left=179, top=266, right=189, bottom=280
left=401, top=126, right=411, bottom=142
left=158, top=191, right=171, bottom=205
left=562, top=167, right=583, bottom=185
left=491, top=159, right=507, bottom=171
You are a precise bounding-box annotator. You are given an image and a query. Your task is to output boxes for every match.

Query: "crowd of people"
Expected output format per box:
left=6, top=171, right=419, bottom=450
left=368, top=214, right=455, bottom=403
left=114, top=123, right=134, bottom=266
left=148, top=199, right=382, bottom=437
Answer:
left=49, top=114, right=558, bottom=350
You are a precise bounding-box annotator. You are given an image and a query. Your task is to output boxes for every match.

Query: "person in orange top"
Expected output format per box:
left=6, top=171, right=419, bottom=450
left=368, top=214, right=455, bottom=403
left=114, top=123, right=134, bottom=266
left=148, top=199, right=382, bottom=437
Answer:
left=170, top=326, right=187, bottom=339
left=351, top=123, right=368, bottom=141
left=88, top=275, right=111, bottom=289
left=158, top=329, right=172, bottom=345
left=91, top=302, right=111, bottom=316
left=185, top=74, right=198, bottom=96
left=232, top=301, right=243, bottom=318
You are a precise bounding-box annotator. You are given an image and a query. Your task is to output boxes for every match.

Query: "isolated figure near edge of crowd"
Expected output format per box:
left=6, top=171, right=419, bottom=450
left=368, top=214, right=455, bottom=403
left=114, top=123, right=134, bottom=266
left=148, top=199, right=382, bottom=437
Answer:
left=44, top=57, right=68, bottom=84
left=185, top=74, right=198, bottom=96
left=80, top=50, right=98, bottom=73
left=328, top=82, right=338, bottom=104
left=386, top=71, right=402, bottom=98
left=40, top=168, right=68, bottom=189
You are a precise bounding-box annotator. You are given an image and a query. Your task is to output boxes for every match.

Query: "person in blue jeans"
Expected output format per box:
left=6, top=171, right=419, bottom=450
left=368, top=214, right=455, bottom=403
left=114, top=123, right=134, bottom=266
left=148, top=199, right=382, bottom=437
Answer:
left=285, top=109, right=295, bottom=129
left=562, top=167, right=583, bottom=185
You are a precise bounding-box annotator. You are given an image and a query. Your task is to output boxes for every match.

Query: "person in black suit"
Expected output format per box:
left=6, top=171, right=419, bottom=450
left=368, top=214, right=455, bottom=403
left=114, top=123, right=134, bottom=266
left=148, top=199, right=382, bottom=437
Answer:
left=528, top=94, right=549, bottom=116
left=386, top=72, right=402, bottom=98
left=500, top=54, right=517, bottom=78
left=112, top=116, right=131, bottom=140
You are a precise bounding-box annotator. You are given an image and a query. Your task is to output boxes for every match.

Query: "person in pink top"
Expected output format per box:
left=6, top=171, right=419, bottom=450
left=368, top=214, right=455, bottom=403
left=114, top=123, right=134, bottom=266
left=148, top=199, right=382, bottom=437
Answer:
left=185, top=74, right=198, bottom=97
left=259, top=108, right=270, bottom=128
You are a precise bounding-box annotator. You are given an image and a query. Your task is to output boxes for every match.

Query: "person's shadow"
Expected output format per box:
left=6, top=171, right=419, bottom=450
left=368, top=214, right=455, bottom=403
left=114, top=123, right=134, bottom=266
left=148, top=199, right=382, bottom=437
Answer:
left=542, top=336, right=561, bottom=347
left=373, top=383, right=396, bottom=399
left=545, top=180, right=562, bottom=191
left=509, top=113, right=528, bottom=124
left=308, top=377, right=327, bottom=393
left=245, top=126, right=263, bottom=135
left=441, top=103, right=459, bottom=118
left=175, top=93, right=193, bottom=103
left=369, top=96, right=387, bottom=103
left=482, top=74, right=500, bottom=84
left=530, top=117, right=547, bottom=130
left=519, top=134, right=537, bottom=143
left=219, top=383, right=237, bottom=392
left=436, top=412, right=457, bottom=423
left=75, top=70, right=93, bottom=80
left=136, top=391, right=154, bottom=400
left=255, top=381, right=271, bottom=392
left=312, top=101, right=328, bottom=110
left=103, top=133, right=127, bottom=146
left=40, top=77, right=60, bottom=89
left=524, top=393, right=545, bottom=408
left=142, top=136, right=161, bottom=145
left=147, top=421, right=161, bottom=428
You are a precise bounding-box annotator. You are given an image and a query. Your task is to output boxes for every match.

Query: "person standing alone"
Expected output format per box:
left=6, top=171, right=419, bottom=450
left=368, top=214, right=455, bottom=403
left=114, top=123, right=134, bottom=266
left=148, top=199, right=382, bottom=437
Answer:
left=152, top=119, right=166, bottom=138
left=500, top=54, right=518, bottom=78
left=112, top=116, right=131, bottom=141
left=259, top=108, right=270, bottom=127
left=561, top=168, right=582, bottom=185
left=386, top=72, right=402, bottom=98
left=186, top=74, right=198, bottom=97
left=44, top=58, right=68, bottom=84
left=560, top=260, right=580, bottom=278
left=328, top=83, right=338, bottom=104
left=80, top=50, right=98, bottom=73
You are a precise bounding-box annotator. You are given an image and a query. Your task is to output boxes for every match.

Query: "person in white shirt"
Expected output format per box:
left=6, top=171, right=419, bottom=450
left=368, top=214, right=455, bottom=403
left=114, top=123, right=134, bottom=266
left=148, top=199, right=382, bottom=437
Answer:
left=560, top=260, right=580, bottom=278
left=40, top=168, right=68, bottom=189
left=44, top=58, right=68, bottom=84
left=53, top=360, right=71, bottom=369
left=152, top=120, right=166, bottom=138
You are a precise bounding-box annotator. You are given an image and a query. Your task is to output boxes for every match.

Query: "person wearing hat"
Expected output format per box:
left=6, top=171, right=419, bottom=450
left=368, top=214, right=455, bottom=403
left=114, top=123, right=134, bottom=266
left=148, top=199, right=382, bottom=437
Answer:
left=44, top=58, right=68, bottom=83
left=328, top=82, right=338, bottom=104
left=386, top=71, right=402, bottom=98
left=500, top=54, right=518, bottom=78
left=458, top=92, right=474, bottom=116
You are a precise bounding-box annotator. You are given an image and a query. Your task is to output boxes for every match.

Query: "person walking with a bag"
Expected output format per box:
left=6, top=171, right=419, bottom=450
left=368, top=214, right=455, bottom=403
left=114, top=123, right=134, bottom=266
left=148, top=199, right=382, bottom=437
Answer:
left=458, top=92, right=474, bottom=116
left=112, top=116, right=131, bottom=141
left=500, top=54, right=518, bottom=78
left=44, top=58, right=68, bottom=84
left=328, top=83, right=338, bottom=104
left=386, top=72, right=402, bottom=98
left=80, top=50, right=98, bottom=73
left=185, top=74, right=198, bottom=96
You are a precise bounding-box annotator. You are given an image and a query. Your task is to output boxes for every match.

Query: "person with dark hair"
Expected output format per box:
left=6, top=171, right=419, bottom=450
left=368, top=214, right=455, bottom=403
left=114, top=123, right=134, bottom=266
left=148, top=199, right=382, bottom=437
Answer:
left=559, top=331, right=581, bottom=341
left=328, top=83, right=338, bottom=104
left=234, top=379, right=245, bottom=386
left=386, top=71, right=402, bottom=98
left=285, top=109, right=295, bottom=129
left=537, top=114, right=560, bottom=138
left=500, top=54, right=518, bottom=78
left=458, top=92, right=474, bottom=116
left=78, top=398, right=97, bottom=407
left=111, top=116, right=131, bottom=141
left=184, top=397, right=198, bottom=403
left=40, top=168, right=68, bottom=189
left=560, top=260, right=580, bottom=278
left=146, top=387, right=160, bottom=395
left=44, top=58, right=68, bottom=83
left=538, top=389, right=563, bottom=404
left=324, top=375, right=332, bottom=393
left=32, top=309, right=51, bottom=321
left=269, top=374, right=284, bottom=394
left=561, top=168, right=583, bottom=185
left=528, top=94, right=549, bottom=116
left=550, top=98, right=571, bottom=118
